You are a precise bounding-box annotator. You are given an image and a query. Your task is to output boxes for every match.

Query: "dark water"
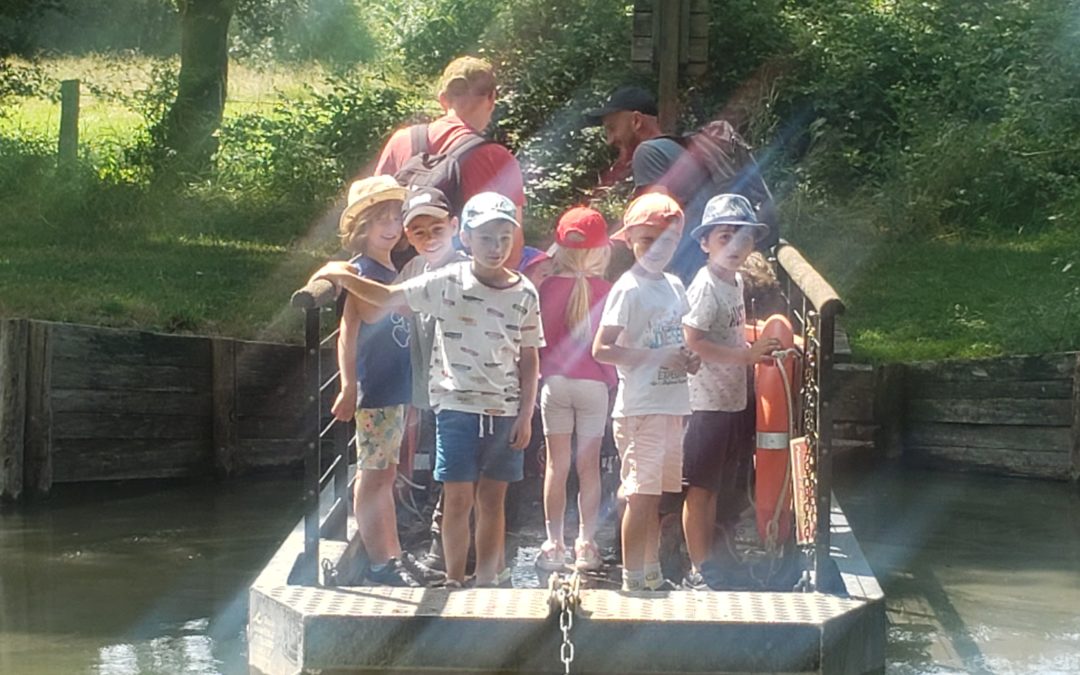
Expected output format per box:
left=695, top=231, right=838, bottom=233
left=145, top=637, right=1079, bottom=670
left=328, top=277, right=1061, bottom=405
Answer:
left=0, top=476, right=302, bottom=675
left=2, top=465, right=1079, bottom=674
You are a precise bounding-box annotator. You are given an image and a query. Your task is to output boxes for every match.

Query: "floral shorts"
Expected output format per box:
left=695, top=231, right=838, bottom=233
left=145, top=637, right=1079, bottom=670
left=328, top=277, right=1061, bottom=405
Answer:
left=355, top=405, right=405, bottom=471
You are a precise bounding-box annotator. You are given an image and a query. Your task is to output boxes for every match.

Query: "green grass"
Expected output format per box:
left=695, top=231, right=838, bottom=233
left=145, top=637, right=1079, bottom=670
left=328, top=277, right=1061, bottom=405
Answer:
left=791, top=213, right=1080, bottom=362
left=4, top=54, right=1079, bottom=360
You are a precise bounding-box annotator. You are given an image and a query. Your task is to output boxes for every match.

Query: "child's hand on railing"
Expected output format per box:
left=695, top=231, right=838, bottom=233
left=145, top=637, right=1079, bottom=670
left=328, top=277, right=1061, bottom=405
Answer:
left=310, top=260, right=355, bottom=285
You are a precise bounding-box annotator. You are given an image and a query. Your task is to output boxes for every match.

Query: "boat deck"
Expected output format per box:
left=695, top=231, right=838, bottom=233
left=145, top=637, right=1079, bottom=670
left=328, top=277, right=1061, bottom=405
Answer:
left=249, top=492, right=884, bottom=674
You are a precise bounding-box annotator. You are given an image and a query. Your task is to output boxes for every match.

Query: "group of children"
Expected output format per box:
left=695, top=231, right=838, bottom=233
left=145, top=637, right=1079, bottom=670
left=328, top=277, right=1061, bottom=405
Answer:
left=313, top=176, right=779, bottom=592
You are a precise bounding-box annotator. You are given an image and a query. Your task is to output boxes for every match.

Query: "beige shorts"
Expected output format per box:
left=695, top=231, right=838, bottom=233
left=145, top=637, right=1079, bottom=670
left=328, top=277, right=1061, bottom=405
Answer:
left=354, top=405, right=405, bottom=471
left=612, top=414, right=685, bottom=496
left=540, top=376, right=610, bottom=438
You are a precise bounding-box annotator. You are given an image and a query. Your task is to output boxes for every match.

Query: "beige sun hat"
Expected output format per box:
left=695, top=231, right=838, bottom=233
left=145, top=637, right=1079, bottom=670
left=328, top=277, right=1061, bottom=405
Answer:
left=338, top=175, right=407, bottom=233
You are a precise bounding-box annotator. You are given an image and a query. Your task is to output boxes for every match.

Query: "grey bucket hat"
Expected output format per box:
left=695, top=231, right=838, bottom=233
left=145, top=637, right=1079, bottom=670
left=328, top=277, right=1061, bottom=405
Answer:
left=689, top=193, right=769, bottom=243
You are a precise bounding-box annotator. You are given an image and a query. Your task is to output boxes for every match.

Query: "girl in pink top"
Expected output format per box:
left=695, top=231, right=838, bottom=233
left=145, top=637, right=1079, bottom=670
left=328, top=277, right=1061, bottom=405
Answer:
left=536, top=207, right=616, bottom=572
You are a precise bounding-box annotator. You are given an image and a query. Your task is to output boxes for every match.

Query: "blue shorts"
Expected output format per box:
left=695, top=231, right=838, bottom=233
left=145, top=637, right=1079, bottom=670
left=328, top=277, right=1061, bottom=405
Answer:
left=434, top=410, right=523, bottom=483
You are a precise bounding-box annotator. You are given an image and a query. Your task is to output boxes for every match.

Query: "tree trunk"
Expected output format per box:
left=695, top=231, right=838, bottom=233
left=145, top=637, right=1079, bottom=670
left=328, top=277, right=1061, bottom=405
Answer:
left=159, top=0, right=235, bottom=175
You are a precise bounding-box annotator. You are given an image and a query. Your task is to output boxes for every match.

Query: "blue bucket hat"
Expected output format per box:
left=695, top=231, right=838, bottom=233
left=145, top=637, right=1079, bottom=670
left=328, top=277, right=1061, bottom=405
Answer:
left=690, top=194, right=769, bottom=243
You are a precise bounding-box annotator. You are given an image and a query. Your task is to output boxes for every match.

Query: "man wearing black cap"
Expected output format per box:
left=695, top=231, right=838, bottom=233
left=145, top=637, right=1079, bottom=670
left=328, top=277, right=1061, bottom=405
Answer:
left=585, top=86, right=775, bottom=285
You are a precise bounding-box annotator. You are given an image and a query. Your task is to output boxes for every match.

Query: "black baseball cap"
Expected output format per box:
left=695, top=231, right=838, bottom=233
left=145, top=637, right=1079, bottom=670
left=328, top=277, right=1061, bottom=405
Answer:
left=584, top=86, right=658, bottom=126
left=402, top=186, right=452, bottom=228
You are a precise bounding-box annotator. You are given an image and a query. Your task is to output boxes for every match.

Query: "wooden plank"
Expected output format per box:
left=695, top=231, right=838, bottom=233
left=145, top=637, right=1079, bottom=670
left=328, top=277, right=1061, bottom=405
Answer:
left=52, top=438, right=209, bottom=482
left=51, top=323, right=210, bottom=367
left=905, top=353, right=1074, bottom=383
left=1072, top=353, right=1080, bottom=482
left=239, top=414, right=316, bottom=440
left=687, top=39, right=708, bottom=64
left=905, top=375, right=1071, bottom=400
left=633, top=11, right=653, bottom=36
left=238, top=438, right=307, bottom=469
left=23, top=322, right=53, bottom=497
left=53, top=412, right=210, bottom=440
left=50, top=389, right=211, bottom=415
left=876, top=363, right=905, bottom=460
left=689, top=14, right=709, bottom=39
left=657, top=0, right=681, bottom=131
left=631, top=36, right=653, bottom=63
left=906, top=422, right=1071, bottom=453
left=51, top=362, right=208, bottom=392
left=830, top=363, right=875, bottom=423
left=212, top=338, right=239, bottom=477
left=0, top=320, right=29, bottom=500
left=833, top=422, right=877, bottom=444
left=689, top=0, right=709, bottom=12
left=906, top=445, right=1070, bottom=481
left=907, top=397, right=1071, bottom=427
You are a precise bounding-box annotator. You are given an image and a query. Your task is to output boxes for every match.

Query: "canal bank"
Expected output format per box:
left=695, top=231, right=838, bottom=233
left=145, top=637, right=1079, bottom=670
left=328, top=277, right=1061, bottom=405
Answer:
left=2, top=463, right=1077, bottom=674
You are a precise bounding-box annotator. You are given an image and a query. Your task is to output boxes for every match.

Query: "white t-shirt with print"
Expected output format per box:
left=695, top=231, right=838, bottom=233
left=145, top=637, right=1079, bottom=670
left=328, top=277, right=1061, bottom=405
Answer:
left=600, top=269, right=691, bottom=418
left=683, top=267, right=748, bottom=412
left=399, top=261, right=544, bottom=417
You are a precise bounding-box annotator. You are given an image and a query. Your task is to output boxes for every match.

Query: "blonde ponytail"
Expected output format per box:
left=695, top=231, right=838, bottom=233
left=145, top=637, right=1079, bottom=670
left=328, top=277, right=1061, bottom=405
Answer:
left=552, top=244, right=611, bottom=342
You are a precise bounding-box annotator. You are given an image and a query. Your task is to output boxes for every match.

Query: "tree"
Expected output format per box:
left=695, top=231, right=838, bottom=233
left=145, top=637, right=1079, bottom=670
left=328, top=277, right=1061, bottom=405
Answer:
left=158, top=0, right=235, bottom=175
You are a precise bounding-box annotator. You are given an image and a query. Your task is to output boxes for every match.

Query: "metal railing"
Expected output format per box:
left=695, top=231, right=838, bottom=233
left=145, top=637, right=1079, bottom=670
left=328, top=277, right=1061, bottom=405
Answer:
left=291, top=279, right=352, bottom=585
left=773, top=242, right=845, bottom=591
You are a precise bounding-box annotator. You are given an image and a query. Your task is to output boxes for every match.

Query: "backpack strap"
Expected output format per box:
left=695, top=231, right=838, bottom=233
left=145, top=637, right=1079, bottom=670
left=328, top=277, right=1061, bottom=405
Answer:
left=443, top=130, right=491, bottom=162
left=408, top=123, right=430, bottom=156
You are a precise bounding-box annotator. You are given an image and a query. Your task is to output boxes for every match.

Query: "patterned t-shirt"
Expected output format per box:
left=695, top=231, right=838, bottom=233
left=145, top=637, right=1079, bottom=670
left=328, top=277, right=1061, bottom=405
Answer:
left=683, top=267, right=748, bottom=412
left=399, top=261, right=544, bottom=417
left=599, top=269, right=691, bottom=418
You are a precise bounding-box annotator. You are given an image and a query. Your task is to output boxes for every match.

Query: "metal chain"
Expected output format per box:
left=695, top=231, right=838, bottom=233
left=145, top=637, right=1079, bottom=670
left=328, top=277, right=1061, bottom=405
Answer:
left=549, top=572, right=580, bottom=674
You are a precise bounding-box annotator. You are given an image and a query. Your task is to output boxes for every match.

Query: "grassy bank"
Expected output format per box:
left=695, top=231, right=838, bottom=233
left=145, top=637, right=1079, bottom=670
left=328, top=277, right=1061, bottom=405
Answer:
left=3, top=39, right=1079, bottom=360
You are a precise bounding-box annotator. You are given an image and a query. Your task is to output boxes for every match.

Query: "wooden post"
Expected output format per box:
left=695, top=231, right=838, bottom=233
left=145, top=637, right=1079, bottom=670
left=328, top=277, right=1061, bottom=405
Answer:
left=875, top=363, right=905, bottom=460
left=1071, top=352, right=1080, bottom=484
left=656, top=0, right=681, bottom=133
left=58, top=80, right=80, bottom=165
left=0, top=320, right=29, bottom=501
left=211, top=338, right=238, bottom=478
left=23, top=322, right=52, bottom=498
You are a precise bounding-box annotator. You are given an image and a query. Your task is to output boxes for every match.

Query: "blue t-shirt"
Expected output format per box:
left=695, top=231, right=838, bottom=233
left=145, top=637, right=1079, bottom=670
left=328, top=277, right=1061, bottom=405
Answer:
left=351, top=256, right=411, bottom=408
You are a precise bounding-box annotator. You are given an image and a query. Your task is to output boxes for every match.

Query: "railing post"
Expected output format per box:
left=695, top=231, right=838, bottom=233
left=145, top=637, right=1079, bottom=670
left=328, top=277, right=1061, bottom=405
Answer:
left=303, top=307, right=321, bottom=584
left=814, top=310, right=837, bottom=581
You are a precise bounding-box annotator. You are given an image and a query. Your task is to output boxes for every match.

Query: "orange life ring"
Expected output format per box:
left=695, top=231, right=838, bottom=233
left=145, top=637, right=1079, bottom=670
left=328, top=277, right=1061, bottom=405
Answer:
left=753, top=314, right=797, bottom=549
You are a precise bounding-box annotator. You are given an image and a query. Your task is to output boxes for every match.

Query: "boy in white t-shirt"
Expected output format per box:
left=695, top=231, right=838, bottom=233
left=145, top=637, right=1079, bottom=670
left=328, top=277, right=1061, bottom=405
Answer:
left=593, top=192, right=700, bottom=592
left=313, top=192, right=544, bottom=588
left=679, top=193, right=780, bottom=590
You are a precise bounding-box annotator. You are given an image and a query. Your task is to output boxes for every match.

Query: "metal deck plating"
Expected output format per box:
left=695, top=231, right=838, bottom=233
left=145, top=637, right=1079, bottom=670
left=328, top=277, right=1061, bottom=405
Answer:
left=248, top=500, right=884, bottom=675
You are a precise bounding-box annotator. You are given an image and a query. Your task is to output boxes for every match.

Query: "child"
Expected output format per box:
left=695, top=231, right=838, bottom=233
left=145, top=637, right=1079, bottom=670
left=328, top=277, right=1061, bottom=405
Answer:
left=330, top=175, right=419, bottom=587
left=314, top=191, right=544, bottom=588
left=679, top=193, right=780, bottom=590
left=394, top=186, right=469, bottom=580
left=536, top=207, right=616, bottom=572
left=592, top=192, right=700, bottom=591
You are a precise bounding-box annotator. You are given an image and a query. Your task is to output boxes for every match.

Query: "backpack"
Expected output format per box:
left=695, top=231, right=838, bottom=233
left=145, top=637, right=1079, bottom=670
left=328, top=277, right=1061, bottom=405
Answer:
left=669, top=119, right=773, bottom=209
left=393, top=123, right=491, bottom=217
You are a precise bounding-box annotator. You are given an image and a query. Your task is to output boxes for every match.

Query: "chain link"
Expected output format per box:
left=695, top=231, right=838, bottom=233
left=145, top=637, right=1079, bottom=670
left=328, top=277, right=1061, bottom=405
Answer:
left=549, top=572, right=580, bottom=674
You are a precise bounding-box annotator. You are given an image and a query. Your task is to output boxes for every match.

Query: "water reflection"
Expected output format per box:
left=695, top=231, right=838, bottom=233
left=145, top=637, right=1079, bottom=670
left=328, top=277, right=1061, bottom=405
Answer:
left=0, top=476, right=301, bottom=675
left=2, top=465, right=1079, bottom=674
left=836, top=462, right=1080, bottom=675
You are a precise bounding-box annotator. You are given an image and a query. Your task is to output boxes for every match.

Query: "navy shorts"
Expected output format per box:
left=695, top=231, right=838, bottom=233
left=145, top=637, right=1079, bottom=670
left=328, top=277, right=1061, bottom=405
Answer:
left=682, top=408, right=754, bottom=493
left=435, top=410, right=523, bottom=483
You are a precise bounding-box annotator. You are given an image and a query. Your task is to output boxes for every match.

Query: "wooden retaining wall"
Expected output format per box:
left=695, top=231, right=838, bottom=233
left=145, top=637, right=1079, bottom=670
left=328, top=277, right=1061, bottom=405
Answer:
left=1, top=319, right=331, bottom=500
left=903, top=353, right=1078, bottom=481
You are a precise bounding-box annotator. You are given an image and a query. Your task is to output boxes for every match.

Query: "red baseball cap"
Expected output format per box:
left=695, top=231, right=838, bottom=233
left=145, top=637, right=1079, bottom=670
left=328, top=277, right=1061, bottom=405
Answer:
left=555, top=206, right=610, bottom=249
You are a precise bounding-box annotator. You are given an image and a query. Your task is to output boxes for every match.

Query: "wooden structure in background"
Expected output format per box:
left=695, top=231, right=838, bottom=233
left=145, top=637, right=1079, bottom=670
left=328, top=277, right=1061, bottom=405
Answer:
left=632, top=0, right=710, bottom=131
left=0, top=320, right=330, bottom=500
left=903, top=353, right=1077, bottom=480
left=58, top=80, right=80, bottom=165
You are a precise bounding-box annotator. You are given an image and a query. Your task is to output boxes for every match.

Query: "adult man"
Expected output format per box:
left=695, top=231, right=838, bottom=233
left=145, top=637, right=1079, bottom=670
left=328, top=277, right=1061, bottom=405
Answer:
left=375, top=56, right=527, bottom=269
left=585, top=86, right=776, bottom=285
